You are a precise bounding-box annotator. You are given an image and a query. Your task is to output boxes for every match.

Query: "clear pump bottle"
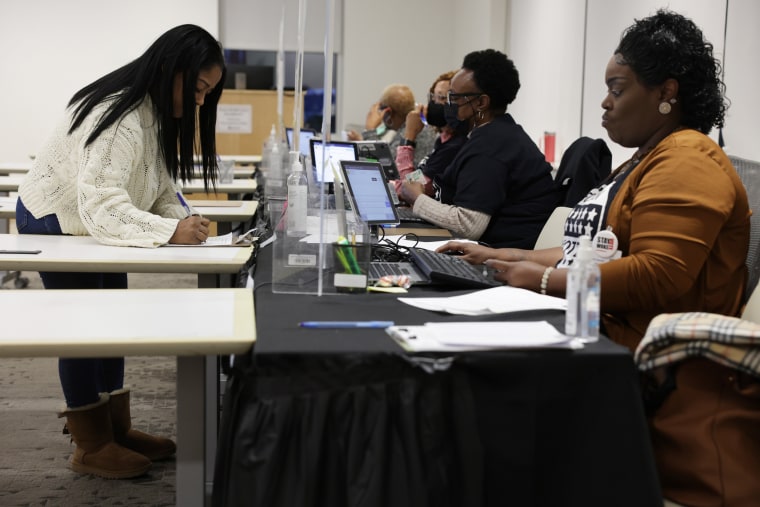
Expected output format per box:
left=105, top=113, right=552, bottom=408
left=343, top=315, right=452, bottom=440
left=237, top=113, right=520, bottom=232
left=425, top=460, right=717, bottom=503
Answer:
left=565, top=235, right=600, bottom=342
left=286, top=154, right=308, bottom=236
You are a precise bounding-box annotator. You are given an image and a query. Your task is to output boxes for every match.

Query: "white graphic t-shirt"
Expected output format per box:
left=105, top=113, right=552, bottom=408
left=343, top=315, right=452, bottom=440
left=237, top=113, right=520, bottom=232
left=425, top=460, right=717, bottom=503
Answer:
left=556, top=180, right=616, bottom=268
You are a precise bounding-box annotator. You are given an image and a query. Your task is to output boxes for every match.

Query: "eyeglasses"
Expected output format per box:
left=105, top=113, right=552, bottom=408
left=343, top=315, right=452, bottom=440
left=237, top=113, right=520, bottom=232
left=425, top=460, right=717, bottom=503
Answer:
left=427, top=92, right=448, bottom=104
left=447, top=92, right=482, bottom=106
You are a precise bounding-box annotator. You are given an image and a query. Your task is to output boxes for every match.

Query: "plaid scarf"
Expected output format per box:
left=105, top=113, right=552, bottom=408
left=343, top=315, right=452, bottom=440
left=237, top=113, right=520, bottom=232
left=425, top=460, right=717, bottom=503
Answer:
left=635, top=312, right=760, bottom=379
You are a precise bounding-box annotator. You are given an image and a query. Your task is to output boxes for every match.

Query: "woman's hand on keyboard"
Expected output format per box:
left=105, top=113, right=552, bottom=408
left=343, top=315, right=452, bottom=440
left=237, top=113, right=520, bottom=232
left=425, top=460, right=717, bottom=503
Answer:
left=484, top=259, right=547, bottom=290
left=436, top=241, right=526, bottom=265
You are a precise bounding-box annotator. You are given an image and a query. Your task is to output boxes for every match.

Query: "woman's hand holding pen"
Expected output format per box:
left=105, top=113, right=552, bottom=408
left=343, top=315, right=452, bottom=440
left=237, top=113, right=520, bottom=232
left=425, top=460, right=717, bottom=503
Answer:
left=169, top=215, right=210, bottom=244
left=404, top=106, right=425, bottom=140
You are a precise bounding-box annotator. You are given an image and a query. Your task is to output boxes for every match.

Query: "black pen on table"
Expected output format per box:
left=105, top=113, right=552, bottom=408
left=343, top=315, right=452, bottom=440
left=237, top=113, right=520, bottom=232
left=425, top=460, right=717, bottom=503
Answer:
left=176, top=191, right=193, bottom=217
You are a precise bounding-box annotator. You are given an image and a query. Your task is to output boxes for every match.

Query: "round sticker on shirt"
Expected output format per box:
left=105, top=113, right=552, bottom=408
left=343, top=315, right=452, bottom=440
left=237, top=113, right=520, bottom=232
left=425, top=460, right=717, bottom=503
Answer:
left=593, top=229, right=619, bottom=259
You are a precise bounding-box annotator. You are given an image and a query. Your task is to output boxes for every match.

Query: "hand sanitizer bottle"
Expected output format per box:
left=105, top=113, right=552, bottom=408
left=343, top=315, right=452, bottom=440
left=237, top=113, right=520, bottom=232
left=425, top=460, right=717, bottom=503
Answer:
left=286, top=154, right=308, bottom=236
left=565, top=235, right=600, bottom=342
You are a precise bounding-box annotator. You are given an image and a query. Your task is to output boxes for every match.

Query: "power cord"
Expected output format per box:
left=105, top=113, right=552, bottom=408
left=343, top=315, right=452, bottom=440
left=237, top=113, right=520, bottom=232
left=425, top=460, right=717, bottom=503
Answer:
left=371, top=232, right=422, bottom=262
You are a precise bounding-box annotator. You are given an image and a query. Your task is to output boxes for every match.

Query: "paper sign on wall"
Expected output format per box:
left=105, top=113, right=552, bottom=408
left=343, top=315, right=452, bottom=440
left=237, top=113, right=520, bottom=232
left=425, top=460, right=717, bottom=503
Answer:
left=217, top=104, right=252, bottom=134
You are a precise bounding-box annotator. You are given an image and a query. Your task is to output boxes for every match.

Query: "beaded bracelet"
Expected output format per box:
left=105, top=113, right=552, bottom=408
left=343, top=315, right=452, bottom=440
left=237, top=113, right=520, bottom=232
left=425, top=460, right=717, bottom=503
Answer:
left=540, top=266, right=555, bottom=295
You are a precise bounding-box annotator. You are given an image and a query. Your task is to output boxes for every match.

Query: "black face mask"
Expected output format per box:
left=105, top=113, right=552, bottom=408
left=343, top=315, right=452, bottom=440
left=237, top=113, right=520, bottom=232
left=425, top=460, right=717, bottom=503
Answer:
left=443, top=103, right=470, bottom=136
left=426, top=101, right=447, bottom=128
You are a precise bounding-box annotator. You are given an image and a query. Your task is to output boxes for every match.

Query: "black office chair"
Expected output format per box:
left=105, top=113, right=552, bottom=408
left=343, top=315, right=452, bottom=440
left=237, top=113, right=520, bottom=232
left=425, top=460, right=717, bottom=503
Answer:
left=554, top=137, right=612, bottom=207
left=729, top=155, right=760, bottom=305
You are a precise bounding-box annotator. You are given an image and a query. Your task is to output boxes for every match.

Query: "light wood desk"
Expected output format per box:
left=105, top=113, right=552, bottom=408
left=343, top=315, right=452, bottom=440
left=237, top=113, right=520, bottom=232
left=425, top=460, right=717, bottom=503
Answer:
left=0, top=288, right=255, bottom=507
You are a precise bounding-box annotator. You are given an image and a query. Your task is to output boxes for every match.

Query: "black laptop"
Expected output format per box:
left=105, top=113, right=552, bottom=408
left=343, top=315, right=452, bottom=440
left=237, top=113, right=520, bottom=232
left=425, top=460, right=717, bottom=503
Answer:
left=338, top=158, right=431, bottom=224
left=338, top=160, right=498, bottom=289
left=286, top=127, right=317, bottom=160
left=309, top=138, right=359, bottom=184
left=339, top=160, right=400, bottom=227
left=355, top=140, right=400, bottom=180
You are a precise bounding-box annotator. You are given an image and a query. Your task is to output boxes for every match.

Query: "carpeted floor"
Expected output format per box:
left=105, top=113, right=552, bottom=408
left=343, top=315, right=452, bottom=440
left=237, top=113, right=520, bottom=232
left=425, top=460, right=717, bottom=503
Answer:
left=0, top=272, right=196, bottom=507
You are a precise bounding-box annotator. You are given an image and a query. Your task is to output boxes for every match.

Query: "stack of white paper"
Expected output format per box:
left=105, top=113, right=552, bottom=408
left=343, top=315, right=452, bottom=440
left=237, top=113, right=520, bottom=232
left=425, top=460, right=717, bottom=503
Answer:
left=386, top=321, right=580, bottom=352
left=399, top=285, right=567, bottom=316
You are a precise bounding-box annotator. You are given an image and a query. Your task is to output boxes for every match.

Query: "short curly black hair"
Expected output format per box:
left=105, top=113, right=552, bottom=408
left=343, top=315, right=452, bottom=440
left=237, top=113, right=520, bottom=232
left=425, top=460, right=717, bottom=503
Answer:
left=462, top=49, right=520, bottom=111
left=615, top=9, right=727, bottom=134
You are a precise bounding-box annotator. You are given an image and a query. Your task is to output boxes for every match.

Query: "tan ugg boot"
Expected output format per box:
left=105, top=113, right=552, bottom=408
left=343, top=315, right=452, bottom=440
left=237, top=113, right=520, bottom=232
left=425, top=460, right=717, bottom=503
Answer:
left=59, top=394, right=151, bottom=479
left=108, top=388, right=176, bottom=461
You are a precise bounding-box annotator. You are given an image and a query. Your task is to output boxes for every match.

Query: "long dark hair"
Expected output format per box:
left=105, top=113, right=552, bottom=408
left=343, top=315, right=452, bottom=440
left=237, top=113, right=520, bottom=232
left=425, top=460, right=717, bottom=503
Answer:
left=68, top=24, right=226, bottom=189
left=615, top=9, right=727, bottom=134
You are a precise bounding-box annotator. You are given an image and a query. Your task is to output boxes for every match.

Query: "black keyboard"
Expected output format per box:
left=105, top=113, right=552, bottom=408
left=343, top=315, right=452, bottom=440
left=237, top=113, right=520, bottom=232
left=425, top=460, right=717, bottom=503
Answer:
left=369, top=261, right=426, bottom=283
left=396, top=207, right=430, bottom=223
left=409, top=248, right=500, bottom=289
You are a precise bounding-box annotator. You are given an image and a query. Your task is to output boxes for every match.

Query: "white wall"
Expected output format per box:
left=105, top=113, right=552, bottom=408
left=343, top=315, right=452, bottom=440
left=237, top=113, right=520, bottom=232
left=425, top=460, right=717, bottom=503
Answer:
left=2, top=0, right=758, bottom=165
left=506, top=0, right=587, bottom=160
left=220, top=0, right=342, bottom=53
left=513, top=0, right=758, bottom=166
left=340, top=0, right=461, bottom=134
left=581, top=0, right=728, bottom=167
left=722, top=0, right=760, bottom=161
left=339, top=0, right=509, bottom=135
left=0, top=0, right=218, bottom=162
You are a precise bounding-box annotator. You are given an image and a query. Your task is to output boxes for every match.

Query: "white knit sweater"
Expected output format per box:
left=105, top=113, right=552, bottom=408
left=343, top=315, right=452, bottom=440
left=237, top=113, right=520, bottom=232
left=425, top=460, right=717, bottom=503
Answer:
left=19, top=96, right=188, bottom=248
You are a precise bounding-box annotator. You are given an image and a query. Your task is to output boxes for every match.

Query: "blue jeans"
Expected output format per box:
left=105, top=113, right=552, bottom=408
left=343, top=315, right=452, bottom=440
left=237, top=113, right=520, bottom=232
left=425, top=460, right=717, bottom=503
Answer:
left=16, top=198, right=127, bottom=408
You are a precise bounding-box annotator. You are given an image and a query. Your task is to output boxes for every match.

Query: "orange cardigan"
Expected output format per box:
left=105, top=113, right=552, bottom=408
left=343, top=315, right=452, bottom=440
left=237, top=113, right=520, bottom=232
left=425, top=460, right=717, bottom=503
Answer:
left=599, top=129, right=750, bottom=352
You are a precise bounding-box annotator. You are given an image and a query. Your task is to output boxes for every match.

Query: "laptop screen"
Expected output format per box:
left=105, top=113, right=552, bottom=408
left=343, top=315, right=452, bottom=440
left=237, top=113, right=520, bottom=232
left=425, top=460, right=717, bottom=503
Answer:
left=339, top=160, right=400, bottom=226
left=310, top=139, right=358, bottom=183
left=286, top=127, right=317, bottom=159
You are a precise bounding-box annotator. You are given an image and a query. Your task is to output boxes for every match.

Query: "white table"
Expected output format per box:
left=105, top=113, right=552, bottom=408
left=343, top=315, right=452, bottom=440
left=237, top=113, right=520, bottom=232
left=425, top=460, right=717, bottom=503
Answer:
left=233, top=166, right=257, bottom=178
left=0, top=288, right=255, bottom=507
left=0, top=197, right=258, bottom=287
left=189, top=199, right=258, bottom=224
left=0, top=171, right=260, bottom=198
left=181, top=178, right=258, bottom=198
left=0, top=197, right=258, bottom=231
left=0, top=233, right=252, bottom=288
left=0, top=174, right=24, bottom=192
left=0, top=162, right=259, bottom=176
left=0, top=174, right=258, bottom=199
left=0, top=161, right=32, bottom=174
left=0, top=234, right=255, bottom=506
left=0, top=196, right=14, bottom=217
left=219, top=154, right=260, bottom=165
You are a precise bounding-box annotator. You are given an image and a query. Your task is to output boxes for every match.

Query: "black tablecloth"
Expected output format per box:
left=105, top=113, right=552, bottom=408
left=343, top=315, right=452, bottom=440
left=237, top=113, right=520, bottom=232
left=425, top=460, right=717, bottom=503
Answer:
left=213, top=245, right=662, bottom=507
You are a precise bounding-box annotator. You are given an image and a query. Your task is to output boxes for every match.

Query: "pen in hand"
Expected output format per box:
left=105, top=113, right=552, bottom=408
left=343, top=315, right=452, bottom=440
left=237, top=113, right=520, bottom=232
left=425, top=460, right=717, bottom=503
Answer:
left=176, top=192, right=193, bottom=217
